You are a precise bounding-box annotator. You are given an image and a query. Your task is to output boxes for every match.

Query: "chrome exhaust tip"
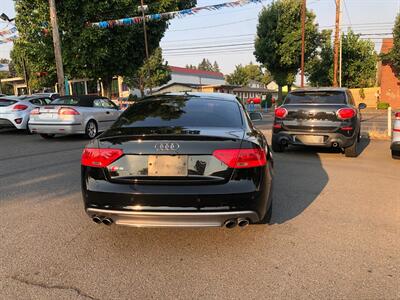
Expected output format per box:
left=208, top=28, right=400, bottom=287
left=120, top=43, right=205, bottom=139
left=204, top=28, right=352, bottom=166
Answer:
left=332, top=142, right=339, bottom=148
left=224, top=219, right=237, bottom=229
left=237, top=218, right=250, bottom=228
left=102, top=217, right=113, bottom=226
left=92, top=216, right=102, bottom=224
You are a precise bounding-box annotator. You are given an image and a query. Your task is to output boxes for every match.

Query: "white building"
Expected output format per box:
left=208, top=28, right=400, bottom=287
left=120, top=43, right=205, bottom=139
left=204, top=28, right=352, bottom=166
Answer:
left=167, top=66, right=226, bottom=86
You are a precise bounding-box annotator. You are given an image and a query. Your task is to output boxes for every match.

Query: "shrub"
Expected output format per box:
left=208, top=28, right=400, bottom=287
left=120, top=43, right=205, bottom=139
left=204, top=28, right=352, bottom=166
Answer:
left=359, top=88, right=365, bottom=100
left=261, top=93, right=273, bottom=108
left=377, top=102, right=390, bottom=110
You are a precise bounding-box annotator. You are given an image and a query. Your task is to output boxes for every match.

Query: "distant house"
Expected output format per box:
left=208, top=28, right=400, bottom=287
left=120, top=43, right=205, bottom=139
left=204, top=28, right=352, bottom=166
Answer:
left=168, top=66, right=225, bottom=86
left=153, top=83, right=204, bottom=95
left=379, top=38, right=400, bottom=108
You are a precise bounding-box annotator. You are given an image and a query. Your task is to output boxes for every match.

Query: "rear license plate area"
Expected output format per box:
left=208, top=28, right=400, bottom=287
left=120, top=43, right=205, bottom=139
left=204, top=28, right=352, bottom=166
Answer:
left=148, top=155, right=188, bottom=176
left=294, top=135, right=325, bottom=144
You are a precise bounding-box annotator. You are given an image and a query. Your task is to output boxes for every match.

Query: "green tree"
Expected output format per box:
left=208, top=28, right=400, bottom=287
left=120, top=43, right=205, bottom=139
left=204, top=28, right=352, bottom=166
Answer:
left=226, top=63, right=272, bottom=86
left=254, top=0, right=319, bottom=100
left=307, top=30, right=377, bottom=88
left=225, top=64, right=249, bottom=86
left=382, top=13, right=400, bottom=78
left=12, top=0, right=196, bottom=96
left=197, top=58, right=214, bottom=71
left=212, top=61, right=220, bottom=72
left=124, top=48, right=171, bottom=98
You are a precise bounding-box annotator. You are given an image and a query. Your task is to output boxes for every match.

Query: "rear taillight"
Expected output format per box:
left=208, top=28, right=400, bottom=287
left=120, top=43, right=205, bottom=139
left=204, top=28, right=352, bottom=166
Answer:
left=395, top=112, right=400, bottom=120
left=213, top=148, right=267, bottom=169
left=337, top=108, right=356, bottom=120
left=30, top=108, right=40, bottom=115
left=275, top=107, right=288, bottom=119
left=59, top=107, right=80, bottom=115
left=12, top=104, right=28, bottom=111
left=81, top=148, right=124, bottom=168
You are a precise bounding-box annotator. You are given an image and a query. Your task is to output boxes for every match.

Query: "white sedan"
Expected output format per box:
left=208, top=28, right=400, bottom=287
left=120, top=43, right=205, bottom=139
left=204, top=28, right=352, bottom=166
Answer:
left=29, top=95, right=122, bottom=139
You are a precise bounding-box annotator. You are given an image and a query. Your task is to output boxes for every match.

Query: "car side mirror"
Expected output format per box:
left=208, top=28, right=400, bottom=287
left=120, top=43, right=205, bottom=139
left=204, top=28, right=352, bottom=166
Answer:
left=358, top=103, right=367, bottom=110
left=249, top=112, right=263, bottom=121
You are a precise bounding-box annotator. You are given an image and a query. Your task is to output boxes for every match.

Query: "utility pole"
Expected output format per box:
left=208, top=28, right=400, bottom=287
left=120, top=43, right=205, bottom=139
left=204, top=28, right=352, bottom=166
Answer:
left=140, top=0, right=151, bottom=95
left=333, top=0, right=341, bottom=87
left=300, top=0, right=306, bottom=88
left=49, top=0, right=65, bottom=95
left=339, top=2, right=343, bottom=87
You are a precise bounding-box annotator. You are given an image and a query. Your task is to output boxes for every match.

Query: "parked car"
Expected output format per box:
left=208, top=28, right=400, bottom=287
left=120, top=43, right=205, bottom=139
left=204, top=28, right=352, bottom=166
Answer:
left=271, top=88, right=366, bottom=157
left=32, top=92, right=60, bottom=100
left=391, top=111, right=400, bottom=159
left=81, top=93, right=273, bottom=228
left=0, top=95, right=52, bottom=132
left=29, top=95, right=122, bottom=139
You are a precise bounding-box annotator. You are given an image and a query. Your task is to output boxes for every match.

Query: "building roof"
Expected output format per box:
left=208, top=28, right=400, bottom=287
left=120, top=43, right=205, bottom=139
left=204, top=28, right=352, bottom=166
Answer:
left=233, top=87, right=275, bottom=93
left=155, top=82, right=204, bottom=91
left=169, top=66, right=224, bottom=79
left=380, top=38, right=394, bottom=54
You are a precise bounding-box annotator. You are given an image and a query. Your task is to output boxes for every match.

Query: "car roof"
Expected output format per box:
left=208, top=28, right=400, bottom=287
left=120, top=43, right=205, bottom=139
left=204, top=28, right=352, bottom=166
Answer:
left=290, top=87, right=349, bottom=93
left=164, top=92, right=238, bottom=102
left=0, top=96, right=21, bottom=101
left=18, top=95, right=51, bottom=100
left=52, top=95, right=108, bottom=107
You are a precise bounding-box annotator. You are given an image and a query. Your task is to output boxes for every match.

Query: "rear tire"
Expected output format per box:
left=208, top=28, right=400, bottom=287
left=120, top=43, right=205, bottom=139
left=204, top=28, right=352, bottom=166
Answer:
left=392, top=150, right=400, bottom=159
left=344, top=132, right=359, bottom=158
left=40, top=133, right=55, bottom=139
left=257, top=200, right=273, bottom=225
left=85, top=120, right=98, bottom=139
left=272, top=138, right=284, bottom=153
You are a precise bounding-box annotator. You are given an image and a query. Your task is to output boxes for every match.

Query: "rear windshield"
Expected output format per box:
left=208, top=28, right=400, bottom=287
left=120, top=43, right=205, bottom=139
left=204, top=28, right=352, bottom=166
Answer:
left=51, top=97, right=80, bottom=106
left=0, top=99, right=17, bottom=107
left=284, top=91, right=347, bottom=104
left=113, top=97, right=243, bottom=128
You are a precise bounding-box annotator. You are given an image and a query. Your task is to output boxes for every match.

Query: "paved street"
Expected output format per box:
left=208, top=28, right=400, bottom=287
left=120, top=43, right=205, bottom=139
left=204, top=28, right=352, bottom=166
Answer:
left=0, top=129, right=399, bottom=299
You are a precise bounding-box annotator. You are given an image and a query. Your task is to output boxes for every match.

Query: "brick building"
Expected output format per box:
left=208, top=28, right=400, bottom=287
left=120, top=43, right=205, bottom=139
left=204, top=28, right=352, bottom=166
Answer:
left=379, top=38, right=400, bottom=108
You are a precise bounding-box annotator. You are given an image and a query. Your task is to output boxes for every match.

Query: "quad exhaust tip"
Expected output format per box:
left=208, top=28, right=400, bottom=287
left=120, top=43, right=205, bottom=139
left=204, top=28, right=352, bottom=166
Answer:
left=237, top=218, right=250, bottom=228
left=102, top=217, right=113, bottom=226
left=92, top=216, right=102, bottom=224
left=224, top=219, right=238, bottom=229
left=92, top=216, right=113, bottom=225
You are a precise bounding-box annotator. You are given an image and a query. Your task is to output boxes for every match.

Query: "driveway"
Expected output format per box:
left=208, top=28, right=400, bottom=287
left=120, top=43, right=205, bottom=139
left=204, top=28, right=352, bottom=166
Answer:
left=0, top=130, right=399, bottom=299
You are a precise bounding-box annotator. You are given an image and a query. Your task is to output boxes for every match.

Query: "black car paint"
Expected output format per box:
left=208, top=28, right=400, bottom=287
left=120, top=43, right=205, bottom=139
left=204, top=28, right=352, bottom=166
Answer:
left=272, top=89, right=362, bottom=148
left=81, top=95, right=273, bottom=224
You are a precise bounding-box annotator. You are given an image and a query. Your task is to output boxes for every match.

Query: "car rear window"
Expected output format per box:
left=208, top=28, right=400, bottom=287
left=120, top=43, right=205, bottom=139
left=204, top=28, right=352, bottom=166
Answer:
left=51, top=97, right=80, bottom=106
left=284, top=91, right=347, bottom=104
left=0, top=99, right=17, bottom=107
left=113, top=97, right=243, bottom=128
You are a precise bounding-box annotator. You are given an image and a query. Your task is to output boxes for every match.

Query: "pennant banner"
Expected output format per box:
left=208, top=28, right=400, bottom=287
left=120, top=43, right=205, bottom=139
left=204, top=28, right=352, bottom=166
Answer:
left=0, top=34, right=18, bottom=44
left=88, top=0, right=263, bottom=29
left=0, top=26, right=17, bottom=37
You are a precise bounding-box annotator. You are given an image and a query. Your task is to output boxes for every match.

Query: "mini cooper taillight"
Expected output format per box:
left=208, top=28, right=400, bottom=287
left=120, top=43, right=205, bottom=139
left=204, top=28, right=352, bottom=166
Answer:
left=213, top=148, right=267, bottom=169
left=337, top=108, right=356, bottom=120
left=59, top=107, right=80, bottom=115
left=275, top=107, right=288, bottom=119
left=12, top=104, right=28, bottom=111
left=81, top=148, right=124, bottom=168
left=395, top=112, right=400, bottom=120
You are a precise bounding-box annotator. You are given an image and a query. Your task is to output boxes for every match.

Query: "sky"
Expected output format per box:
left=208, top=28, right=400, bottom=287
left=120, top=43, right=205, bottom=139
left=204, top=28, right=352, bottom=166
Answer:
left=1, top=0, right=400, bottom=74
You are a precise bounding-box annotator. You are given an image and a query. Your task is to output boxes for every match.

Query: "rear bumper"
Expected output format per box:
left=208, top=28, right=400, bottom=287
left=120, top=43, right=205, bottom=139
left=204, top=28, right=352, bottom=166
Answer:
left=391, top=141, right=400, bottom=151
left=86, top=208, right=259, bottom=228
left=0, top=113, right=29, bottom=130
left=272, top=131, right=356, bottom=148
left=29, top=122, right=85, bottom=135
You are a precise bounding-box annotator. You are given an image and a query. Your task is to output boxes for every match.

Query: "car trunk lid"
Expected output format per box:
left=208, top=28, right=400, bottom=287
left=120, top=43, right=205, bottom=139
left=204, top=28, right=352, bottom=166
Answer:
left=98, top=127, right=245, bottom=183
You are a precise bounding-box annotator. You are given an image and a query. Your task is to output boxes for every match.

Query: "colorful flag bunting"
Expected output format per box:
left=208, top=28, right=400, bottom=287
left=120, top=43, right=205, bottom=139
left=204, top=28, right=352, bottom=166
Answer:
left=88, top=0, right=263, bottom=29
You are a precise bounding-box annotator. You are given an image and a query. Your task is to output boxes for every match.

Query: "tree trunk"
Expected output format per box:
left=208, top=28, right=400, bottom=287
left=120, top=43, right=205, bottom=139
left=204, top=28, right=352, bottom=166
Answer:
left=278, top=85, right=283, bottom=104
left=102, top=78, right=112, bottom=99
left=287, top=84, right=292, bottom=92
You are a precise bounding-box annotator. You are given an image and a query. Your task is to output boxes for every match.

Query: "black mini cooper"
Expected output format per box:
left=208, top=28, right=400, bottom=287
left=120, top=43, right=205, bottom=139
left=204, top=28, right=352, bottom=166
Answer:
left=81, top=93, right=273, bottom=228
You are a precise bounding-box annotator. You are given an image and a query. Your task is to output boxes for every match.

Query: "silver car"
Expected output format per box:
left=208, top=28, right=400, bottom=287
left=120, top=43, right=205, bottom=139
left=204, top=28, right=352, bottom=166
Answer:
left=391, top=111, right=400, bottom=159
left=29, top=95, right=122, bottom=139
left=0, top=95, right=52, bottom=132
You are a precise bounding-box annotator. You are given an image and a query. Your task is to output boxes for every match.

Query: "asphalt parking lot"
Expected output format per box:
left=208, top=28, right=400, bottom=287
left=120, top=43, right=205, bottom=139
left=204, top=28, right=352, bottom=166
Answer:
left=0, top=128, right=399, bottom=299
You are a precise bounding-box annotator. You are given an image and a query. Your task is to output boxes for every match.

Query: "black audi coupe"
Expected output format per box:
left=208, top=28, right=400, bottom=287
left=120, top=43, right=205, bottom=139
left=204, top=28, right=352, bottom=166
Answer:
left=81, top=93, right=273, bottom=228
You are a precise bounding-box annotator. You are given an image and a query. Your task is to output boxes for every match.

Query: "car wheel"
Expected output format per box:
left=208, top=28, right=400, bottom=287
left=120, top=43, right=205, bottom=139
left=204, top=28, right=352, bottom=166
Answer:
left=392, top=150, right=400, bottom=159
left=40, top=133, right=55, bottom=139
left=85, top=120, right=98, bottom=139
left=272, top=138, right=284, bottom=153
left=345, top=132, right=359, bottom=158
